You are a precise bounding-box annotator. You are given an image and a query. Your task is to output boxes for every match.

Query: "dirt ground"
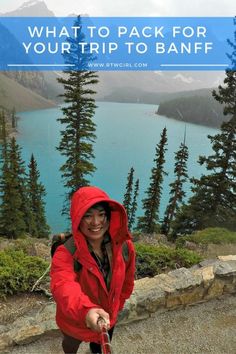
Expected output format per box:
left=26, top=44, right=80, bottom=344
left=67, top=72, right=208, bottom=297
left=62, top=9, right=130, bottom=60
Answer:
left=3, top=293, right=236, bottom=354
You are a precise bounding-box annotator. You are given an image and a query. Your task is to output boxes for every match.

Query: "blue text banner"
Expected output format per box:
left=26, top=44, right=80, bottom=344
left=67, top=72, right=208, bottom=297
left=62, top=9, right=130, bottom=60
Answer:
left=0, top=17, right=235, bottom=71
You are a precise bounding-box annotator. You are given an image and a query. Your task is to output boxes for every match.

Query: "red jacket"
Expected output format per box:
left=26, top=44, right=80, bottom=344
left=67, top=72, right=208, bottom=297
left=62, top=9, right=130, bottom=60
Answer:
left=50, top=186, right=135, bottom=343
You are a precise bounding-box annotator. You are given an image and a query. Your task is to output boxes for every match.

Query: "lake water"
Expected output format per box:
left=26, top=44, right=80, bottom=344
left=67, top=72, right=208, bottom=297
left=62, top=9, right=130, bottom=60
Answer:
left=17, top=102, right=218, bottom=233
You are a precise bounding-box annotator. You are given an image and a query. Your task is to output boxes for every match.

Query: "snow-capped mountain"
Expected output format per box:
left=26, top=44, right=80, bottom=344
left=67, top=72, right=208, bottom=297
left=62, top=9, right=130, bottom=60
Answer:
left=2, top=0, right=55, bottom=17
left=19, top=0, right=43, bottom=10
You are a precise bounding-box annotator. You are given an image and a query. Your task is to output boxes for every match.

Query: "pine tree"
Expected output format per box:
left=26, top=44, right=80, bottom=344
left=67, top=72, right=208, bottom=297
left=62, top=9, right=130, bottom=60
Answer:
left=161, top=137, right=189, bottom=237
left=28, top=154, right=50, bottom=238
left=57, top=16, right=98, bottom=215
left=0, top=111, right=9, bottom=235
left=11, top=107, right=17, bottom=129
left=172, top=20, right=236, bottom=236
left=129, top=178, right=139, bottom=230
left=212, top=17, right=236, bottom=123
left=172, top=123, right=236, bottom=234
left=123, top=167, right=134, bottom=218
left=192, top=122, right=236, bottom=230
left=137, top=127, right=168, bottom=234
left=0, top=137, right=28, bottom=238
left=0, top=111, right=7, bottom=150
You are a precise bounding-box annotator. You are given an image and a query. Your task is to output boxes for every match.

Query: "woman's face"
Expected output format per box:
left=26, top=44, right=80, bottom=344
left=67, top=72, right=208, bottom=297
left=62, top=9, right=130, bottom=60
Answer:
left=79, top=204, right=109, bottom=243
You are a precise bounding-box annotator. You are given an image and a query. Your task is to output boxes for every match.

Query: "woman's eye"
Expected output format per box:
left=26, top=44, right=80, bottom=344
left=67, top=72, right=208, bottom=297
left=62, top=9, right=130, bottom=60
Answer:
left=84, top=215, right=92, bottom=219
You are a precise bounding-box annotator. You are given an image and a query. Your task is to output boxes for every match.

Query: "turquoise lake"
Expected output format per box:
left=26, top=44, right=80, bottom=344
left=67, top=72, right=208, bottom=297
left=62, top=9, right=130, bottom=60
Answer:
left=17, top=101, right=218, bottom=233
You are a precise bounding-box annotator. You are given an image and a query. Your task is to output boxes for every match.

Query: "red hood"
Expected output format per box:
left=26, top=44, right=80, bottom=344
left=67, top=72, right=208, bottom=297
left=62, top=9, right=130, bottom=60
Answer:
left=70, top=186, right=131, bottom=249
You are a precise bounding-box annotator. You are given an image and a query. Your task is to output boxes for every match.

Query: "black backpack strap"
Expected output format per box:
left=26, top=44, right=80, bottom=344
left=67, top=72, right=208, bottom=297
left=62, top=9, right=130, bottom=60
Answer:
left=64, top=235, right=77, bottom=255
left=122, top=241, right=129, bottom=263
left=64, top=236, right=82, bottom=273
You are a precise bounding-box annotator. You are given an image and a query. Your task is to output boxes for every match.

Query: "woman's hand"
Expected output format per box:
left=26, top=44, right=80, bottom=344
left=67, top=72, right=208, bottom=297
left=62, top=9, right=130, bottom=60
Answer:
left=85, top=308, right=110, bottom=332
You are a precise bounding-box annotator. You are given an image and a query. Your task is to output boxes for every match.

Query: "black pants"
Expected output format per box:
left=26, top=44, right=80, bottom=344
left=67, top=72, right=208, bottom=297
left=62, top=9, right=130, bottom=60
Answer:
left=62, top=327, right=114, bottom=354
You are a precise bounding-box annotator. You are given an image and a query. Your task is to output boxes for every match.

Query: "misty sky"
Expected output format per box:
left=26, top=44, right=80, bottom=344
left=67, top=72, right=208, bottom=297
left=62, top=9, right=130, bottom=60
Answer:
left=1, top=0, right=236, bottom=16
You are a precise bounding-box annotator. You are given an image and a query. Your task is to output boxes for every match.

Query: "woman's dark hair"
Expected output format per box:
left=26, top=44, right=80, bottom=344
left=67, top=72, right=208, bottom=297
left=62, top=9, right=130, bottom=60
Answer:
left=92, top=202, right=111, bottom=221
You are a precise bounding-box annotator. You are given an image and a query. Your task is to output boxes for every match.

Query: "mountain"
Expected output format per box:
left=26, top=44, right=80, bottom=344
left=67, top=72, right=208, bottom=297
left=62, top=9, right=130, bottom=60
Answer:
left=157, top=93, right=227, bottom=128
left=2, top=0, right=54, bottom=17
left=98, top=86, right=215, bottom=105
left=0, top=73, right=56, bottom=112
left=95, top=71, right=225, bottom=100
left=0, top=1, right=66, bottom=106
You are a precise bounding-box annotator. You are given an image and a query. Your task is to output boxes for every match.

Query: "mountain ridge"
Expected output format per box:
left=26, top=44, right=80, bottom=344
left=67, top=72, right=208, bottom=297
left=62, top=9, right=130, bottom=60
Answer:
left=0, top=73, right=56, bottom=112
left=2, top=0, right=55, bottom=17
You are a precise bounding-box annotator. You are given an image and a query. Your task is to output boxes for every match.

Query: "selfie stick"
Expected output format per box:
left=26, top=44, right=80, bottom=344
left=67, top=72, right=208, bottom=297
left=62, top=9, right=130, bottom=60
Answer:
left=97, top=317, right=113, bottom=354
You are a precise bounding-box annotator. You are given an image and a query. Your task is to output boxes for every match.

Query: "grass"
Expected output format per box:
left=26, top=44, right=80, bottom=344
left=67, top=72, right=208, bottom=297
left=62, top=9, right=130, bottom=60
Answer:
left=176, top=227, right=236, bottom=248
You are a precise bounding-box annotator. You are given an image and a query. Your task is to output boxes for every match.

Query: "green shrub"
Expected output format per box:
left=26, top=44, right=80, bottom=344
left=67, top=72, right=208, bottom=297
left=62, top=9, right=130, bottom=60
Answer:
left=135, top=243, right=202, bottom=278
left=0, top=248, right=49, bottom=299
left=176, top=227, right=236, bottom=248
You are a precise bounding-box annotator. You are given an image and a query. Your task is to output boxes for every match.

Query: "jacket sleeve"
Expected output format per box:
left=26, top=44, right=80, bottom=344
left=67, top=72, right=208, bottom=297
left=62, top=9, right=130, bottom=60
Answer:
left=50, top=245, right=99, bottom=324
left=119, top=239, right=136, bottom=311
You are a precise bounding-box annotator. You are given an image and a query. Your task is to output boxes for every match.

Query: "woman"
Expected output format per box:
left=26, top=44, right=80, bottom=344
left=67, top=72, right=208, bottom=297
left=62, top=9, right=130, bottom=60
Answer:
left=50, top=186, right=136, bottom=353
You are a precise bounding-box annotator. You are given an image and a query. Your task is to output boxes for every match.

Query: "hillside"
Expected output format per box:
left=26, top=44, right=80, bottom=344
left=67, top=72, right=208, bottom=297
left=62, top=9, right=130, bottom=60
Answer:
left=96, top=71, right=225, bottom=99
left=0, top=73, right=56, bottom=112
left=100, top=87, right=216, bottom=105
left=157, top=93, right=227, bottom=128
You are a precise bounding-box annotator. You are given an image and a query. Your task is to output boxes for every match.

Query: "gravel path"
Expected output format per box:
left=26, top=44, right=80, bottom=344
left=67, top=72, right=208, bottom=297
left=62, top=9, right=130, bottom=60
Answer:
left=7, top=294, right=236, bottom=354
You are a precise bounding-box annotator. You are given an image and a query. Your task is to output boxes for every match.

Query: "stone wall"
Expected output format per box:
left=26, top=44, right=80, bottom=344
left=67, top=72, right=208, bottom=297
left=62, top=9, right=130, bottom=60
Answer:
left=1, top=255, right=236, bottom=352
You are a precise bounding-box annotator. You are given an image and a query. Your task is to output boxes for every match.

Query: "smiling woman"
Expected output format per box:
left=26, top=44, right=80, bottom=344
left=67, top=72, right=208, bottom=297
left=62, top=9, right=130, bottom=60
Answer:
left=50, top=186, right=136, bottom=354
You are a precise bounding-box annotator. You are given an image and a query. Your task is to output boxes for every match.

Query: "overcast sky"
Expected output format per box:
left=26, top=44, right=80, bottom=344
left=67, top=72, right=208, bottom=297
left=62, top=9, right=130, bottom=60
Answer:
left=1, top=0, right=236, bottom=16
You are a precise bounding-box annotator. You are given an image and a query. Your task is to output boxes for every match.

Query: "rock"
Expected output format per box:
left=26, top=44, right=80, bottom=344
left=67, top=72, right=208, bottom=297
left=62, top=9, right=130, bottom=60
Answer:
left=205, top=278, right=225, bottom=299
left=0, top=325, right=7, bottom=335
left=218, top=255, right=236, bottom=261
left=199, top=259, right=220, bottom=268
left=136, top=285, right=165, bottom=314
left=215, top=261, right=236, bottom=277
left=166, top=286, right=205, bottom=308
left=193, top=265, right=215, bottom=285
left=167, top=268, right=202, bottom=290
left=154, top=273, right=176, bottom=293
left=0, top=334, right=13, bottom=352
left=12, top=325, right=45, bottom=345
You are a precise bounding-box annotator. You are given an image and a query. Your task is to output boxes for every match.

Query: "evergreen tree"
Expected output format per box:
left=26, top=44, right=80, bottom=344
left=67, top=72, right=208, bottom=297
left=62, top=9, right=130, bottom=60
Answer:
left=212, top=17, right=236, bottom=123
left=172, top=122, right=236, bottom=235
left=0, top=111, right=7, bottom=151
left=123, top=167, right=134, bottom=218
left=161, top=138, right=189, bottom=237
left=28, top=154, right=50, bottom=238
left=0, top=111, right=8, bottom=235
left=11, top=107, right=17, bottom=129
left=57, top=16, right=98, bottom=215
left=129, top=178, right=139, bottom=230
left=0, top=137, right=28, bottom=238
left=172, top=20, right=236, bottom=236
left=137, top=127, right=168, bottom=233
